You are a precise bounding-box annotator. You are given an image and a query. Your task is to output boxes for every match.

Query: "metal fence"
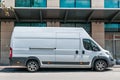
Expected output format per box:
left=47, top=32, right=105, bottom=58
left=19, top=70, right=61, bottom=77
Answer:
left=105, top=40, right=120, bottom=59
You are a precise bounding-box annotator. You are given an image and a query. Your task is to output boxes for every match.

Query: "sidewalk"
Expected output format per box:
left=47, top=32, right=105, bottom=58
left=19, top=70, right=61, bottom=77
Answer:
left=113, top=65, right=120, bottom=68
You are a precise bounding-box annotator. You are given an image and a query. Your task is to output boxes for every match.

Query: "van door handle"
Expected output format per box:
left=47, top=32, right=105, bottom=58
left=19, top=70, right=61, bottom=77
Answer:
left=82, top=50, right=85, bottom=54
left=76, top=50, right=78, bottom=54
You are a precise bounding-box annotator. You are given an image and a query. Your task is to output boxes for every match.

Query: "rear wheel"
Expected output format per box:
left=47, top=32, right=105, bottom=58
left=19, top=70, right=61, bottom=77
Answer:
left=94, top=60, right=107, bottom=71
left=26, top=60, right=39, bottom=72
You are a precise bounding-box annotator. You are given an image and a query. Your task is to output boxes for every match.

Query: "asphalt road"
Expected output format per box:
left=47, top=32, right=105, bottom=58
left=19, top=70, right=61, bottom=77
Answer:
left=0, top=67, right=120, bottom=80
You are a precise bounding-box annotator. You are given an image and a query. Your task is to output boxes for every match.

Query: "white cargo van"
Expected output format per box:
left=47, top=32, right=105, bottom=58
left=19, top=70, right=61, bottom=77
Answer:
left=10, top=27, right=115, bottom=72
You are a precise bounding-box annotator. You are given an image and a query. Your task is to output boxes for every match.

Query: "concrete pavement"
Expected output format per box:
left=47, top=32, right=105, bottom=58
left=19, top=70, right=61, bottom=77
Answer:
left=0, top=66, right=120, bottom=80
left=0, top=65, right=120, bottom=72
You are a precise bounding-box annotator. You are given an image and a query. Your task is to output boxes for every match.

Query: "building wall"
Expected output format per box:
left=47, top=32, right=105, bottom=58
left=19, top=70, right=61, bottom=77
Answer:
left=47, top=0, right=59, bottom=8
left=47, top=21, right=60, bottom=27
left=0, top=0, right=15, bottom=64
left=91, top=0, right=105, bottom=47
left=4, top=0, right=15, bottom=7
left=47, top=0, right=60, bottom=27
left=91, top=22, right=105, bottom=47
left=91, top=0, right=104, bottom=8
left=0, top=22, right=14, bottom=64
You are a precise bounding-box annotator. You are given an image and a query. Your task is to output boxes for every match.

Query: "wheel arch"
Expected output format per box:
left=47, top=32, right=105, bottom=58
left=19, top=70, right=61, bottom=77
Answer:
left=91, top=56, right=109, bottom=69
left=25, top=56, right=41, bottom=67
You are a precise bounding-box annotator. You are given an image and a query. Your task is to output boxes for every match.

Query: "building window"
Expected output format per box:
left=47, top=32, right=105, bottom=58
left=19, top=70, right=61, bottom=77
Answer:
left=76, top=0, right=91, bottom=8
left=76, top=23, right=91, bottom=33
left=15, top=22, right=47, bottom=27
left=105, top=23, right=120, bottom=32
left=31, top=0, right=46, bottom=7
left=60, top=0, right=75, bottom=8
left=61, top=23, right=76, bottom=27
left=15, top=0, right=31, bottom=7
left=15, top=0, right=47, bottom=7
left=60, top=22, right=91, bottom=34
left=104, top=0, right=120, bottom=8
left=60, top=0, right=91, bottom=8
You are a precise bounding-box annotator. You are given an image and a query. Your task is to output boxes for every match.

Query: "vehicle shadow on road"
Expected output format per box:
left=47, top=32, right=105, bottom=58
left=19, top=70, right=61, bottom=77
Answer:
left=0, top=67, right=113, bottom=73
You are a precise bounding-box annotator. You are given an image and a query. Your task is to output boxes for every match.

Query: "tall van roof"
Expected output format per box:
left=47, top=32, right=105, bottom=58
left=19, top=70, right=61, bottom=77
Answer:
left=13, top=27, right=90, bottom=38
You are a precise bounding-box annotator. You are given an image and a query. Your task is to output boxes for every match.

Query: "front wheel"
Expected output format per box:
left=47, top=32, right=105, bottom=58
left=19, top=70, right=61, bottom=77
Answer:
left=94, top=60, right=107, bottom=71
left=26, top=60, right=39, bottom=72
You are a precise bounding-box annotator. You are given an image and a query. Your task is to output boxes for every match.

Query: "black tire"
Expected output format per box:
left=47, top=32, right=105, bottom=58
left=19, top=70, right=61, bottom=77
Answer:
left=26, top=60, right=39, bottom=72
left=94, top=60, right=107, bottom=71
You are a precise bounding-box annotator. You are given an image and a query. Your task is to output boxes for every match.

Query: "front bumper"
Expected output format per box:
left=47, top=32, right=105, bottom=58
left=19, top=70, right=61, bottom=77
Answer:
left=9, top=57, right=27, bottom=66
left=108, top=58, right=116, bottom=67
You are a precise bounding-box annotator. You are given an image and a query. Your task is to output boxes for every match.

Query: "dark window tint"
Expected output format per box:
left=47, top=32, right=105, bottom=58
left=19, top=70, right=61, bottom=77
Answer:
left=83, top=39, right=100, bottom=51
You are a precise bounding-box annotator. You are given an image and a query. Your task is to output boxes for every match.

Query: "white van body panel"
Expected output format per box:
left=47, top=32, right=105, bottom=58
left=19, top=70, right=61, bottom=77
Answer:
left=10, top=27, right=115, bottom=69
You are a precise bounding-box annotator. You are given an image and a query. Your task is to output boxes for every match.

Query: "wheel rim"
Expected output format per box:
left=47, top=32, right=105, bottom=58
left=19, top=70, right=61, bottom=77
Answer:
left=27, top=61, right=38, bottom=72
left=96, top=60, right=106, bottom=71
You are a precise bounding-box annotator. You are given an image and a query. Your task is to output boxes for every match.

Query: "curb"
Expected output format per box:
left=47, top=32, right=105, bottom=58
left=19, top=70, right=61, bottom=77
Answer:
left=113, top=65, right=120, bottom=68
left=0, top=66, right=26, bottom=69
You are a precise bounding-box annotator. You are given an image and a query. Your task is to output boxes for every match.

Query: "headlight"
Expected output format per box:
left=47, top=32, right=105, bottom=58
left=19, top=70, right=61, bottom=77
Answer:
left=106, top=52, right=114, bottom=58
left=105, top=52, right=110, bottom=55
left=105, top=52, right=113, bottom=57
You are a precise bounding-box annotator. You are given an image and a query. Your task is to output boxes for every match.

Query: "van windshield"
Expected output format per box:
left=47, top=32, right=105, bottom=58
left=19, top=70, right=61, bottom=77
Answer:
left=83, top=39, right=100, bottom=51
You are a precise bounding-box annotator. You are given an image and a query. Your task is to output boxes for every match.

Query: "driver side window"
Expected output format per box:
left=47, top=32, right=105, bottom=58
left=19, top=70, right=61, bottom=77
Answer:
left=83, top=39, right=100, bottom=51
